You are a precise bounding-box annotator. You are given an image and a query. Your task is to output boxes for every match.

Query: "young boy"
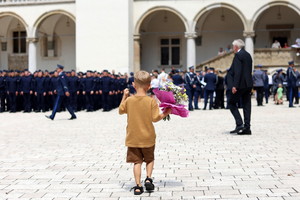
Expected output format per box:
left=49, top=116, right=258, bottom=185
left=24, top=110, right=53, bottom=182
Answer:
left=119, top=70, right=171, bottom=195
left=275, top=84, right=283, bottom=105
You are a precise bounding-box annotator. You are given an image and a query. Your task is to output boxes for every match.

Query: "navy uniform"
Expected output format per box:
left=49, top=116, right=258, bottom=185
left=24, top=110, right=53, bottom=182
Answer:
left=44, top=71, right=51, bottom=111
left=93, top=73, right=101, bottom=111
left=203, top=68, right=217, bottom=110
left=118, top=75, right=127, bottom=105
left=68, top=70, right=79, bottom=111
left=100, top=70, right=113, bottom=111
left=0, top=71, right=6, bottom=112
left=6, top=71, right=19, bottom=112
left=46, top=65, right=76, bottom=120
left=172, top=71, right=184, bottom=86
left=77, top=72, right=85, bottom=111
left=127, top=72, right=135, bottom=94
left=20, top=70, right=33, bottom=112
left=194, top=71, right=203, bottom=110
left=252, top=65, right=265, bottom=106
left=263, top=71, right=269, bottom=104
left=214, top=72, right=225, bottom=109
left=184, top=66, right=196, bottom=111
left=286, top=61, right=298, bottom=107
left=83, top=70, right=95, bottom=112
left=34, top=71, right=46, bottom=112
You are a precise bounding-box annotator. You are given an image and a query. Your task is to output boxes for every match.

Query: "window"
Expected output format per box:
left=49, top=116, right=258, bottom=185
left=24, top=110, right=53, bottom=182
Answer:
left=13, top=31, right=26, bottom=54
left=160, top=38, right=180, bottom=66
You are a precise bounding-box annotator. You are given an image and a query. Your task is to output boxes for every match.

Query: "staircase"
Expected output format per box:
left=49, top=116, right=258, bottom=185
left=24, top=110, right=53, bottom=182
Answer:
left=197, top=48, right=300, bottom=73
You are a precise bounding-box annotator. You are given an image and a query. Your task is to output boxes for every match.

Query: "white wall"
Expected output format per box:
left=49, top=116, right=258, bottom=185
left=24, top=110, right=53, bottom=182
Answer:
left=76, top=0, right=133, bottom=73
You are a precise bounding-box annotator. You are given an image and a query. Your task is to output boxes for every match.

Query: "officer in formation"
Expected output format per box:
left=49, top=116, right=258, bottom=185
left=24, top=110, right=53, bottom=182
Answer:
left=252, top=64, right=266, bottom=106
left=184, top=66, right=196, bottom=111
left=203, top=67, right=217, bottom=110
left=0, top=67, right=129, bottom=113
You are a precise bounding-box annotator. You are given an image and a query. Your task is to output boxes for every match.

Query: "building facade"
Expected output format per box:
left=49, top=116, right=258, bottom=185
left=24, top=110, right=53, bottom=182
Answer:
left=0, top=0, right=300, bottom=73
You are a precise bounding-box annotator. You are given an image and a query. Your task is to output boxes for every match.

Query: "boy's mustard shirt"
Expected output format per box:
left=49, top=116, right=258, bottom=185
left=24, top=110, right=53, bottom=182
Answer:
left=119, top=95, right=162, bottom=148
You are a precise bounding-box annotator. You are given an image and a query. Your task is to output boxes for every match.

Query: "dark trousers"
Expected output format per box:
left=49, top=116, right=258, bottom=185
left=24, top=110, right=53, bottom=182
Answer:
left=254, top=87, right=264, bottom=106
left=186, top=89, right=195, bottom=110
left=50, top=95, right=76, bottom=119
left=77, top=92, right=85, bottom=111
left=228, top=87, right=252, bottom=129
left=36, top=93, right=45, bottom=112
left=194, top=90, right=201, bottom=109
left=8, top=92, right=16, bottom=112
left=265, top=86, right=270, bottom=104
left=214, top=89, right=225, bottom=109
left=23, top=93, right=31, bottom=112
left=70, top=92, right=78, bottom=111
left=85, top=92, right=94, bottom=111
left=204, top=90, right=214, bottom=109
left=288, top=86, right=298, bottom=107
left=102, top=92, right=110, bottom=111
left=0, top=92, right=5, bottom=112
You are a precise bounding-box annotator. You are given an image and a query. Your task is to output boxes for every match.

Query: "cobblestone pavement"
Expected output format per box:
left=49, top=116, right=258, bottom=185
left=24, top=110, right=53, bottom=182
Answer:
left=0, top=99, right=299, bottom=200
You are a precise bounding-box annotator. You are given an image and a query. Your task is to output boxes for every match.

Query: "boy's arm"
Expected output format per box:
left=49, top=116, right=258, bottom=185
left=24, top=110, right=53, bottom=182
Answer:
left=119, top=88, right=129, bottom=114
left=152, top=99, right=172, bottom=122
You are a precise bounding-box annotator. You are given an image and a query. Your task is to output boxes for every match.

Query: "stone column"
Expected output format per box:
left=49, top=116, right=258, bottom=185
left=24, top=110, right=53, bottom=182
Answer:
left=27, top=37, right=38, bottom=73
left=133, top=34, right=141, bottom=73
left=185, top=32, right=197, bottom=71
left=243, top=31, right=255, bottom=60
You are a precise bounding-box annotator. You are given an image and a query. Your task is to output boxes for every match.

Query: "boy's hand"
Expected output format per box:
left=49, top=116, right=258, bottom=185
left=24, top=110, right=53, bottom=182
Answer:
left=164, top=108, right=172, bottom=115
left=123, top=88, right=129, bottom=97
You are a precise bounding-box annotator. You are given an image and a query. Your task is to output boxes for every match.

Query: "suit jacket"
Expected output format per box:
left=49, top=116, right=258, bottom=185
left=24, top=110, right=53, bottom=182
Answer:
left=204, top=72, right=217, bottom=91
left=227, top=48, right=253, bottom=89
left=252, top=69, right=265, bottom=87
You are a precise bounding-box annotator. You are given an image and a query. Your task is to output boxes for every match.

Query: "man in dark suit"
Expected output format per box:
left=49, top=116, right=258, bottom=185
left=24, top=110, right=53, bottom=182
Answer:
left=46, top=65, right=76, bottom=120
left=203, top=67, right=217, bottom=110
left=227, top=39, right=253, bottom=135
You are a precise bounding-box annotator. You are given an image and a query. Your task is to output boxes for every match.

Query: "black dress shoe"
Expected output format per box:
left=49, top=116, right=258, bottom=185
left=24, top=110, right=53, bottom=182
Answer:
left=238, top=129, right=252, bottom=135
left=69, top=116, right=77, bottom=120
left=230, top=125, right=244, bottom=134
left=45, top=115, right=54, bottom=120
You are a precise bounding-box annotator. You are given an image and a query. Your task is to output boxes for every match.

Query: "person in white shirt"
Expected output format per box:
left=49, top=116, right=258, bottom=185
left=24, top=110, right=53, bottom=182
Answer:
left=272, top=40, right=281, bottom=48
left=158, top=68, right=168, bottom=87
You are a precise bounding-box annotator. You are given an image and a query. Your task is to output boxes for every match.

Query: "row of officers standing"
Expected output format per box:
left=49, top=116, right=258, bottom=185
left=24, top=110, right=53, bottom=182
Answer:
left=0, top=68, right=131, bottom=113
left=172, top=60, right=300, bottom=111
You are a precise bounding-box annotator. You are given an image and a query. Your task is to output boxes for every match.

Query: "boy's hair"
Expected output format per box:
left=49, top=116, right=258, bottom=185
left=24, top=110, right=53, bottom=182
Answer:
left=134, top=70, right=151, bottom=86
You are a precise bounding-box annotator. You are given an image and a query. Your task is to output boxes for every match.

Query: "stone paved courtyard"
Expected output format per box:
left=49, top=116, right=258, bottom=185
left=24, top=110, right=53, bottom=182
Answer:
left=0, top=100, right=299, bottom=200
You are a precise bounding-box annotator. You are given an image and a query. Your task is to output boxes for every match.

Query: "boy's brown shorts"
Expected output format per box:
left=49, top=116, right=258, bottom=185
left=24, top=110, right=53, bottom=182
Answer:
left=126, top=145, right=155, bottom=164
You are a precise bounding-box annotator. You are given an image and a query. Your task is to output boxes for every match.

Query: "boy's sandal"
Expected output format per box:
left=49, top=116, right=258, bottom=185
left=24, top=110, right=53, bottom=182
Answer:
left=130, top=185, right=144, bottom=195
left=144, top=177, right=155, bottom=191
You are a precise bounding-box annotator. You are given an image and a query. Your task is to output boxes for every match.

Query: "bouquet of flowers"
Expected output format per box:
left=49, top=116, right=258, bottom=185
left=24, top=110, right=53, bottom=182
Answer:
left=153, top=82, right=189, bottom=121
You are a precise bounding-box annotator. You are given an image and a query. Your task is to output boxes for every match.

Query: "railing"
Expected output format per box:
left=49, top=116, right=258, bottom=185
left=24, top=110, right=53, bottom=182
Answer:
left=196, top=51, right=235, bottom=72
left=197, top=48, right=300, bottom=72
left=0, top=0, right=74, bottom=4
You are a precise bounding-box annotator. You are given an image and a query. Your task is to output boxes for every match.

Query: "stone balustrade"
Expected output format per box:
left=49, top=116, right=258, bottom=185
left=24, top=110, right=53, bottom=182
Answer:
left=197, top=48, right=300, bottom=73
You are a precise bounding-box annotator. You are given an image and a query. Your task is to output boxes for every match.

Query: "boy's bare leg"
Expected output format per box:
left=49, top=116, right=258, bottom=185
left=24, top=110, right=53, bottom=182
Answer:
left=146, top=161, right=154, bottom=179
left=134, top=163, right=142, bottom=186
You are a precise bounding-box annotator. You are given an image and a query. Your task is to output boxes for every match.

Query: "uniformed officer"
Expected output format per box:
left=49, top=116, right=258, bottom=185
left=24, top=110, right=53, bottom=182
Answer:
left=46, top=64, right=76, bottom=120
left=0, top=70, right=6, bottom=112
left=68, top=70, right=79, bottom=111
left=252, top=65, right=265, bottom=106
left=34, top=70, right=46, bottom=112
left=194, top=71, right=203, bottom=110
left=203, top=67, right=217, bottom=110
left=100, top=69, right=113, bottom=112
left=286, top=61, right=299, bottom=107
left=172, top=70, right=184, bottom=86
left=6, top=70, right=19, bottom=112
left=184, top=66, right=196, bottom=111
left=20, top=69, right=33, bottom=112
left=83, top=70, right=95, bottom=112
left=127, top=72, right=135, bottom=95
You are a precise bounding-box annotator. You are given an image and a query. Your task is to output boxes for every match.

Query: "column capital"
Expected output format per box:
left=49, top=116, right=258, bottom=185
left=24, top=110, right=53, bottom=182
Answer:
left=243, top=31, right=255, bottom=38
left=185, top=32, right=197, bottom=39
left=26, top=37, right=39, bottom=43
left=133, top=34, right=141, bottom=41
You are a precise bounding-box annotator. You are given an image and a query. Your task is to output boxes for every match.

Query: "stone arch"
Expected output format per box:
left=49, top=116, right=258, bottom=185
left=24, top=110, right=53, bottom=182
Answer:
left=192, top=3, right=247, bottom=32
left=32, top=10, right=75, bottom=37
left=0, top=11, right=28, bottom=34
left=251, top=1, right=300, bottom=31
left=134, top=6, right=188, bottom=35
